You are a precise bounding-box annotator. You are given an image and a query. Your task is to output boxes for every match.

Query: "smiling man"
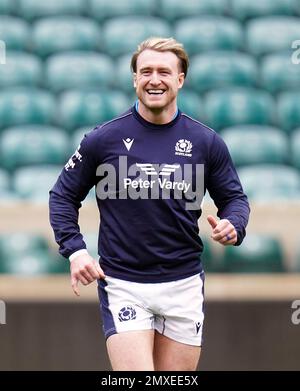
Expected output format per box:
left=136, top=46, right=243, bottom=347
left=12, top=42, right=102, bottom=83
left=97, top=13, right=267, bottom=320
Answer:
left=49, top=37, right=250, bottom=371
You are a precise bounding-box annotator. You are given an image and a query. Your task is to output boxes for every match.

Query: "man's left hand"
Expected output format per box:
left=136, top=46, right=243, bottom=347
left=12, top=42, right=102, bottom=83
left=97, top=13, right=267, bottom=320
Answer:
left=207, top=215, right=237, bottom=245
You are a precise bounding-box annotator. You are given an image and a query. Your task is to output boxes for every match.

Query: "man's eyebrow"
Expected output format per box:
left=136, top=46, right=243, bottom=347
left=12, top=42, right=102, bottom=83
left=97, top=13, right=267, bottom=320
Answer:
left=139, top=66, right=172, bottom=72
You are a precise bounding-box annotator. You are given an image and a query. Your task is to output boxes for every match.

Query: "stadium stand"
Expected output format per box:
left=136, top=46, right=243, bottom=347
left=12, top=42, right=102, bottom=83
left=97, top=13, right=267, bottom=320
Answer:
left=291, top=128, right=300, bottom=170
left=45, top=52, right=114, bottom=92
left=188, top=51, right=258, bottom=92
left=277, top=91, right=300, bottom=133
left=246, top=16, right=300, bottom=55
left=160, top=0, right=228, bottom=21
left=223, top=234, right=285, bottom=273
left=102, top=16, right=171, bottom=56
left=72, top=126, right=92, bottom=150
left=0, top=0, right=15, bottom=14
left=230, top=0, right=300, bottom=20
left=0, top=231, right=70, bottom=274
left=221, top=125, right=289, bottom=166
left=58, top=89, right=129, bottom=131
left=115, top=53, right=134, bottom=93
left=204, top=87, right=275, bottom=130
left=293, top=241, right=300, bottom=272
left=238, top=164, right=300, bottom=200
left=177, top=89, right=205, bottom=121
left=88, top=0, right=155, bottom=20
left=0, top=0, right=300, bottom=276
left=12, top=165, right=62, bottom=200
left=260, top=52, right=300, bottom=93
left=0, top=168, right=9, bottom=193
left=0, top=125, right=69, bottom=171
left=174, top=17, right=243, bottom=55
left=0, top=16, right=30, bottom=50
left=0, top=52, right=42, bottom=88
left=0, top=88, right=56, bottom=128
left=16, top=0, right=86, bottom=20
left=201, top=236, right=224, bottom=273
left=32, top=17, right=101, bottom=57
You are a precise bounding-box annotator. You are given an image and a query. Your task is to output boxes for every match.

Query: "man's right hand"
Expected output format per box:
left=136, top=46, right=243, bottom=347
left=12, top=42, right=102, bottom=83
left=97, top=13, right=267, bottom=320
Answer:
left=70, top=253, right=105, bottom=296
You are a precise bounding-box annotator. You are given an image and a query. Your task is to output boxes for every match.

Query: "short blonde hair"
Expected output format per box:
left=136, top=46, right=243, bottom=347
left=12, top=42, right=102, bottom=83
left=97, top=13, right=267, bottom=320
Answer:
left=131, top=37, right=189, bottom=77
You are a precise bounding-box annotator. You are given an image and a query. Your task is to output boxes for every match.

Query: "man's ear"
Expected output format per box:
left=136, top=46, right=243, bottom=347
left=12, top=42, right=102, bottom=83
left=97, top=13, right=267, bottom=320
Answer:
left=133, top=73, right=137, bottom=88
left=178, top=72, right=185, bottom=89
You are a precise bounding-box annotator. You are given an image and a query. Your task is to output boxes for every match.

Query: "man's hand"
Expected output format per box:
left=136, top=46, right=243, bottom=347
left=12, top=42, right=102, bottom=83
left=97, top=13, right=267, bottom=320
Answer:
left=70, top=253, right=105, bottom=296
left=207, top=215, right=237, bottom=246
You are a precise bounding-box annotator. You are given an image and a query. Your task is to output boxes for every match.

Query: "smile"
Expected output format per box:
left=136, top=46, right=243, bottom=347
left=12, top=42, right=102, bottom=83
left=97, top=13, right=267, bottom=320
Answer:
left=146, top=89, right=165, bottom=95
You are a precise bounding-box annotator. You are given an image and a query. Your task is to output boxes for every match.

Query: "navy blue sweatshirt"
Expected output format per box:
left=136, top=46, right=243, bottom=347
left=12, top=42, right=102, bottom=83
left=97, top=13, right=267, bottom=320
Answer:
left=49, top=106, right=250, bottom=283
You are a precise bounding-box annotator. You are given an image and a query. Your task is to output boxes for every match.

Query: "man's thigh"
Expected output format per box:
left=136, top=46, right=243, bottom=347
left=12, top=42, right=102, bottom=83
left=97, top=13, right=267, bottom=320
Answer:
left=153, top=331, right=201, bottom=371
left=107, top=330, right=155, bottom=370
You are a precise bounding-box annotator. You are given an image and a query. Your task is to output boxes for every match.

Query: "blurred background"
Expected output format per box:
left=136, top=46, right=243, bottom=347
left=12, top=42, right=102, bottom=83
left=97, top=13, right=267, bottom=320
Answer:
left=0, top=0, right=300, bottom=371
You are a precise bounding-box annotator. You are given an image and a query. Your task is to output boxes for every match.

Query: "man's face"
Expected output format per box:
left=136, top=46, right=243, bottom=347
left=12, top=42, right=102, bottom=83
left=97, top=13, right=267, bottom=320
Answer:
left=133, top=49, right=185, bottom=111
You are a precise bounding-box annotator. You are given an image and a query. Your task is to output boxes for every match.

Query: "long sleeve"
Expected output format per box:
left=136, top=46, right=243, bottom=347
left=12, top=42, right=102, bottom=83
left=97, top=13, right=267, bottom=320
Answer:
left=206, top=132, right=250, bottom=245
left=49, top=130, right=99, bottom=258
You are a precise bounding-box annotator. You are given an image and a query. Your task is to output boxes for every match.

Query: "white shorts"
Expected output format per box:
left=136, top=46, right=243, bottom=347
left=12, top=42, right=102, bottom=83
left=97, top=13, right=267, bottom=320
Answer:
left=97, top=272, right=205, bottom=346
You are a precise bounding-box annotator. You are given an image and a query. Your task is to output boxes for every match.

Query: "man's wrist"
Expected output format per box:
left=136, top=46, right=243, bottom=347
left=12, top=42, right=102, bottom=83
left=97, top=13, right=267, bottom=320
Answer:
left=69, top=249, right=88, bottom=262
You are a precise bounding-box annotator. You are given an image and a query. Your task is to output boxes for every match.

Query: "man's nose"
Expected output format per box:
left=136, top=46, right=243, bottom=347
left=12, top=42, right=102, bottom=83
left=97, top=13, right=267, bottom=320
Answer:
left=149, top=72, right=161, bottom=85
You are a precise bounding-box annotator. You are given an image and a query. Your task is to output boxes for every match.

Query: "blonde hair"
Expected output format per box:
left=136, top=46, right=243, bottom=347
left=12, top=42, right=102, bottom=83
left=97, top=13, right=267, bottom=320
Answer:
left=131, top=37, right=189, bottom=77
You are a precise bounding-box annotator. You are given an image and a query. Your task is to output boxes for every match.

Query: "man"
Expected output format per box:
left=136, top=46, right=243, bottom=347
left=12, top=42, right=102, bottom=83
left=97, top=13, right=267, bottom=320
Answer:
left=49, top=37, right=250, bottom=371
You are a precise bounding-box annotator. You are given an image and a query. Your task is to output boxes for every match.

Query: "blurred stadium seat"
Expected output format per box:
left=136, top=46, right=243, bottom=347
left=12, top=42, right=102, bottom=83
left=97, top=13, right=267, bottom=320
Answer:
left=72, top=127, right=93, bottom=150
left=0, top=0, right=15, bottom=14
left=223, top=234, right=285, bottom=273
left=0, top=232, right=48, bottom=257
left=291, top=128, right=300, bottom=170
left=204, top=88, right=275, bottom=130
left=0, top=250, right=65, bottom=274
left=115, top=54, right=134, bottom=93
left=221, top=125, right=289, bottom=166
left=102, top=16, right=171, bottom=57
left=32, top=17, right=101, bottom=57
left=246, top=16, right=300, bottom=55
left=201, top=236, right=224, bottom=273
left=89, top=0, right=155, bottom=20
left=45, top=52, right=114, bottom=92
left=0, top=167, right=9, bottom=193
left=260, top=52, right=300, bottom=93
left=188, top=51, right=258, bottom=92
left=277, top=92, right=300, bottom=133
left=83, top=232, right=99, bottom=260
left=17, top=0, right=85, bottom=20
left=0, top=16, right=30, bottom=50
left=0, top=88, right=56, bottom=128
left=0, top=126, right=69, bottom=171
left=238, top=164, right=300, bottom=200
left=160, top=0, right=227, bottom=21
left=0, top=52, right=42, bottom=88
left=293, top=241, right=300, bottom=272
left=230, top=0, right=300, bottom=20
left=58, top=89, right=129, bottom=131
left=0, top=232, right=64, bottom=274
left=174, top=17, right=243, bottom=55
left=12, top=165, right=62, bottom=200
left=177, top=89, right=205, bottom=121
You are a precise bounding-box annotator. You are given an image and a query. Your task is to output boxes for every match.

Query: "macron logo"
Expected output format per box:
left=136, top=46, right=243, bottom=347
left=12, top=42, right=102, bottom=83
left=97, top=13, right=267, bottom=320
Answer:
left=123, top=138, right=134, bottom=151
left=195, top=322, right=202, bottom=335
left=136, top=163, right=180, bottom=177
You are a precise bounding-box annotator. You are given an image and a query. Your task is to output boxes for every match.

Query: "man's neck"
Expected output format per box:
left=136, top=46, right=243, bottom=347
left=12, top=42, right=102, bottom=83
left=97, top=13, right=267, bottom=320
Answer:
left=136, top=101, right=178, bottom=125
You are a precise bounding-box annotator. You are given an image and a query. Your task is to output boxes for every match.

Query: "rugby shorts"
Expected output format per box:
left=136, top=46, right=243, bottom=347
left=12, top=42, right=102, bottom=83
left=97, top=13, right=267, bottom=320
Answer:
left=97, top=272, right=205, bottom=346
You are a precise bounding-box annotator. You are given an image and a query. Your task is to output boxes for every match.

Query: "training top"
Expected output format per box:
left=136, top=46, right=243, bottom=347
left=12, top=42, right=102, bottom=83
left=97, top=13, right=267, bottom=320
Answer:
left=49, top=105, right=250, bottom=283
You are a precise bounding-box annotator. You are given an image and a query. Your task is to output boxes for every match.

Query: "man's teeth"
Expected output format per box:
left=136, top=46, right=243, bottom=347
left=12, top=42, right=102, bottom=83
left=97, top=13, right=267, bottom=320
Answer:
left=147, top=90, right=164, bottom=94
